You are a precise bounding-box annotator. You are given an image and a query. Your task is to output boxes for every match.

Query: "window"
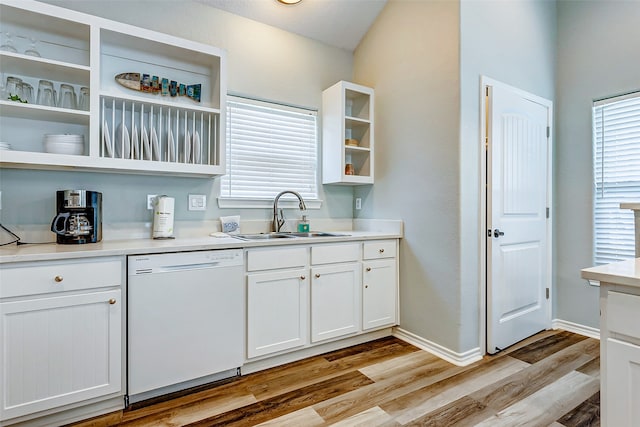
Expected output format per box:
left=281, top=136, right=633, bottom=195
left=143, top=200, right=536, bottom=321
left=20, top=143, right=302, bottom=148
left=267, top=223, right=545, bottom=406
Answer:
left=593, top=91, right=640, bottom=264
left=220, top=96, right=318, bottom=207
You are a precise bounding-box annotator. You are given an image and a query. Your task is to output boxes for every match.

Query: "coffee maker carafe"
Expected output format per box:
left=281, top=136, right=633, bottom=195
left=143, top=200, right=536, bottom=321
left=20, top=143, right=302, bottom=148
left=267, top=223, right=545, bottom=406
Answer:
left=51, top=190, right=102, bottom=244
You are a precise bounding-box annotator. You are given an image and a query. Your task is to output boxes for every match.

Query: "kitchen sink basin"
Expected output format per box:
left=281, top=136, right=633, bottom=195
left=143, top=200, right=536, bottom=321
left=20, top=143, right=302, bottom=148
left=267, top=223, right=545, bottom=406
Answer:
left=233, top=231, right=348, bottom=241
left=233, top=233, right=297, bottom=240
left=282, top=232, right=348, bottom=238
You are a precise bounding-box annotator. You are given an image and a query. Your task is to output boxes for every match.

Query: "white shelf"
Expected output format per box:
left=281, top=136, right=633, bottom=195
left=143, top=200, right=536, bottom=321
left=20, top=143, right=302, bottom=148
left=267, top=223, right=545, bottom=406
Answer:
left=0, top=0, right=227, bottom=178
left=323, top=80, right=374, bottom=185
left=100, top=91, right=221, bottom=115
left=0, top=100, right=90, bottom=125
left=0, top=52, right=90, bottom=85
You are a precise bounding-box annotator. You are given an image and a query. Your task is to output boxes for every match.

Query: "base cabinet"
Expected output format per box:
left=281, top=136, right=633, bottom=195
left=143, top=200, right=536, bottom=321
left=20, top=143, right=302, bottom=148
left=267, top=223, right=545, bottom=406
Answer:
left=311, top=263, right=360, bottom=343
left=601, top=288, right=640, bottom=427
left=605, top=338, right=640, bottom=426
left=247, top=269, right=309, bottom=359
left=0, top=289, right=122, bottom=421
left=363, top=258, right=397, bottom=330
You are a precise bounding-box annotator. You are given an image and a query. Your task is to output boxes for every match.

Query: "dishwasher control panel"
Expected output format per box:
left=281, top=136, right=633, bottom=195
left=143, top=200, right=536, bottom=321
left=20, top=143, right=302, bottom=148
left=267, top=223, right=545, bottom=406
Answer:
left=128, top=249, right=243, bottom=275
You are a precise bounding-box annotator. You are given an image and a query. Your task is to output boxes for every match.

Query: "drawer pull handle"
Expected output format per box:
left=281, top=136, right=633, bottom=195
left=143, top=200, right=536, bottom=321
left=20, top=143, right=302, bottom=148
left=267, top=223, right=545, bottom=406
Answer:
left=315, top=273, right=321, bottom=278
left=54, top=275, right=63, bottom=283
left=366, top=267, right=372, bottom=272
left=109, top=298, right=116, bottom=305
left=300, top=275, right=306, bottom=280
left=379, top=249, right=385, bottom=254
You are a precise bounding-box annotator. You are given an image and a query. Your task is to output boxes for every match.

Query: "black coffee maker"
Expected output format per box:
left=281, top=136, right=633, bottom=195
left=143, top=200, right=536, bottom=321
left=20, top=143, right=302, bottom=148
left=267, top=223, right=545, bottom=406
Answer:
left=51, top=190, right=102, bottom=244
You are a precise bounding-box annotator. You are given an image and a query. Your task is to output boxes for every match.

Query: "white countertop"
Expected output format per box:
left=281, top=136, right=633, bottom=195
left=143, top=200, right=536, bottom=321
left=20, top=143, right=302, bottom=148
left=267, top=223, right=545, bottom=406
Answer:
left=581, top=258, right=640, bottom=288
left=0, top=230, right=402, bottom=264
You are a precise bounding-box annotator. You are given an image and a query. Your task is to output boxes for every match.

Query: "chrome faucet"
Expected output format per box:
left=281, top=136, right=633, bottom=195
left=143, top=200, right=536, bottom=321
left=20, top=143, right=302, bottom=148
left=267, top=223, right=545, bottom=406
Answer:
left=273, top=190, right=307, bottom=232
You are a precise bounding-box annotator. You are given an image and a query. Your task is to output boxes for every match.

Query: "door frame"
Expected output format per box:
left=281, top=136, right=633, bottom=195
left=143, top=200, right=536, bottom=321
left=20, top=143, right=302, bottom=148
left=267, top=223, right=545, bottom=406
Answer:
left=478, top=76, right=554, bottom=355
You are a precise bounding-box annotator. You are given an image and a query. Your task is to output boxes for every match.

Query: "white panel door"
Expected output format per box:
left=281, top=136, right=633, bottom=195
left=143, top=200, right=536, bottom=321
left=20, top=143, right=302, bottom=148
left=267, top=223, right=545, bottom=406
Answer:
left=487, top=83, right=551, bottom=353
left=0, top=290, right=121, bottom=420
left=606, top=338, right=640, bottom=427
left=247, top=269, right=309, bottom=358
left=311, top=263, right=360, bottom=343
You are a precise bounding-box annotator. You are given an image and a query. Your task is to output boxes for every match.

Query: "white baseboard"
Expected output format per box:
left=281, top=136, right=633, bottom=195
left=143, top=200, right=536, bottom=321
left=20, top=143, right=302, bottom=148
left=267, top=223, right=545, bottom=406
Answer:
left=393, top=327, right=483, bottom=367
left=552, top=318, right=600, bottom=339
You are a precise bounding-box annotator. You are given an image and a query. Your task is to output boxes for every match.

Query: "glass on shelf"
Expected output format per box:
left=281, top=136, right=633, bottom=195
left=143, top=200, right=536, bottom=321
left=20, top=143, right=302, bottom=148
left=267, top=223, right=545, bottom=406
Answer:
left=58, top=84, right=77, bottom=109
left=21, top=82, right=34, bottom=104
left=0, top=32, right=18, bottom=53
left=37, top=80, right=56, bottom=107
left=78, top=87, right=89, bottom=111
left=5, top=76, right=23, bottom=100
left=24, top=37, right=41, bottom=57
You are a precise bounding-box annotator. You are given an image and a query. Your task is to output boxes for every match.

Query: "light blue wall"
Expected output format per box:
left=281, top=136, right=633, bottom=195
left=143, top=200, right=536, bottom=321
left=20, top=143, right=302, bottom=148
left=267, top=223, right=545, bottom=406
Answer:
left=0, top=0, right=355, bottom=229
left=555, top=1, right=640, bottom=328
left=459, top=0, right=557, bottom=350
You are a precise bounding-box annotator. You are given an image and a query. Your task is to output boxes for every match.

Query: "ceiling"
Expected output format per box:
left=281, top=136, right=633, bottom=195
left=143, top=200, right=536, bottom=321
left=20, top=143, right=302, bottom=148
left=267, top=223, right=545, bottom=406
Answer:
left=194, top=0, right=387, bottom=51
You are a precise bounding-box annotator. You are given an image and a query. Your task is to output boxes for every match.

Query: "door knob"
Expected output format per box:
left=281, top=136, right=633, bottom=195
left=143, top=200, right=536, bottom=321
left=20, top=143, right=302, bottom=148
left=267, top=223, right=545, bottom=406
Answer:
left=493, top=229, right=505, bottom=238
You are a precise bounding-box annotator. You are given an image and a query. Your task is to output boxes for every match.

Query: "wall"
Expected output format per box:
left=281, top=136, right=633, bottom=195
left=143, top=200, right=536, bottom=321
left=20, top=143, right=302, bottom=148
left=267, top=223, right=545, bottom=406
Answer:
left=0, top=0, right=354, bottom=231
left=459, top=1, right=556, bottom=350
left=555, top=1, right=640, bottom=328
left=353, top=0, right=556, bottom=354
left=353, top=0, right=463, bottom=352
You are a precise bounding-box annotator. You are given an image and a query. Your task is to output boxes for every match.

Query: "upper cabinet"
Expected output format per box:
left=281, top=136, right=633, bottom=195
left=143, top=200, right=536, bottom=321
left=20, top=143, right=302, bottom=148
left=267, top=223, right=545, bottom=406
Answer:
left=322, top=80, right=374, bottom=185
left=0, top=0, right=226, bottom=177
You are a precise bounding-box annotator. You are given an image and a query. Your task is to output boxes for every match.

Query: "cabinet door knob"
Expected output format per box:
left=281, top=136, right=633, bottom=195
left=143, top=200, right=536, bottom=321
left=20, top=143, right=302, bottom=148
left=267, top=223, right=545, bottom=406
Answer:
left=379, top=248, right=385, bottom=253
left=54, top=275, right=63, bottom=283
left=315, top=273, right=321, bottom=278
left=109, top=298, right=116, bottom=305
left=366, top=267, right=372, bottom=272
left=300, top=275, right=306, bottom=280
left=365, top=285, right=369, bottom=288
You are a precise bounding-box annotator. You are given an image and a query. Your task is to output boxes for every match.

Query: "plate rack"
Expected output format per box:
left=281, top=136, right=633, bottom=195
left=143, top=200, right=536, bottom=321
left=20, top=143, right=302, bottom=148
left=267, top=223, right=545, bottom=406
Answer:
left=100, top=96, right=219, bottom=166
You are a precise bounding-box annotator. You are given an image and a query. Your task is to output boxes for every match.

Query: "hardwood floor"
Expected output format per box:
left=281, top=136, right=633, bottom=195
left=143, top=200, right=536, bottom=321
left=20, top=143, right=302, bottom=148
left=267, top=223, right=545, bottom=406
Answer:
left=70, top=330, right=600, bottom=427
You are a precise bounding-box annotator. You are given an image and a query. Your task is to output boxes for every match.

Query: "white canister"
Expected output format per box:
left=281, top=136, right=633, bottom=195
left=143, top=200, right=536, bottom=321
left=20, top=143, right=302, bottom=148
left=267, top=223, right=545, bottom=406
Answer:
left=152, top=195, right=175, bottom=239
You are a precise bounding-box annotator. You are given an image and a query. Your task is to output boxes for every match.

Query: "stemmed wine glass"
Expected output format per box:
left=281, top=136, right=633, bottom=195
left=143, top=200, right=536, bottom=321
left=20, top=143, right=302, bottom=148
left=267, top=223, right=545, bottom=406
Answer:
left=24, top=37, right=40, bottom=57
left=0, top=32, right=18, bottom=53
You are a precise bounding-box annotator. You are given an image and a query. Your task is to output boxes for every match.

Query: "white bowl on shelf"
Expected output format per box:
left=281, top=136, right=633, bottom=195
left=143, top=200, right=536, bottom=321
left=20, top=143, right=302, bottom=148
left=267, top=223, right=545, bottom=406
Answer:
left=43, top=134, right=84, bottom=155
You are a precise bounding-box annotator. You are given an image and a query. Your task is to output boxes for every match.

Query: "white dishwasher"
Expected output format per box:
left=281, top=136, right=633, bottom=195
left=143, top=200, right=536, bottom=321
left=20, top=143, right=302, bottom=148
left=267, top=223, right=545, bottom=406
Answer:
left=127, top=249, right=244, bottom=404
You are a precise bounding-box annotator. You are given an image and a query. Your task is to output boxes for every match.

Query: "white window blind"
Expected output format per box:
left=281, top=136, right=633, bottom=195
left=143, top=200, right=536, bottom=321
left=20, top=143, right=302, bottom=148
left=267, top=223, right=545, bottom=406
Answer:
left=593, top=91, right=640, bottom=264
left=220, top=97, right=318, bottom=201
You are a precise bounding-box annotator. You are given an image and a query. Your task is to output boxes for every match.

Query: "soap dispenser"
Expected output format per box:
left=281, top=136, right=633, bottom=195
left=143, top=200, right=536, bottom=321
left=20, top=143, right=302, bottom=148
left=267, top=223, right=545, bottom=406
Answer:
left=297, top=215, right=310, bottom=232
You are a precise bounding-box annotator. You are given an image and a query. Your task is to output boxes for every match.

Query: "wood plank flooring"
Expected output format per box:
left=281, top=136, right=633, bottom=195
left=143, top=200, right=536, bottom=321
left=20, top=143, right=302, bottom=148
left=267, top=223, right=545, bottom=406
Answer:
left=70, top=330, right=600, bottom=427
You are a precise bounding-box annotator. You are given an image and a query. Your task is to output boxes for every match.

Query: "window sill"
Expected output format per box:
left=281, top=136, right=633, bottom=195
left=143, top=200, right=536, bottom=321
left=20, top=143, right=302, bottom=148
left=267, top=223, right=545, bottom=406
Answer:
left=218, top=197, right=322, bottom=209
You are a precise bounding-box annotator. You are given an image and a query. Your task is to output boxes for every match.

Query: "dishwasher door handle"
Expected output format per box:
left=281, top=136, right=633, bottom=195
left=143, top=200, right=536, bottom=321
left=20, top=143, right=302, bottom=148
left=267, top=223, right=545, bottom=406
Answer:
left=155, top=262, right=222, bottom=273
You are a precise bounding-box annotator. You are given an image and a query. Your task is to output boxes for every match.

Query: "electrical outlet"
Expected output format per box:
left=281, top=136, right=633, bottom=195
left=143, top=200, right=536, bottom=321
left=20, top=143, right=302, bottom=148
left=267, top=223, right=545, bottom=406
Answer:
left=147, top=194, right=157, bottom=210
left=188, top=194, right=207, bottom=211
left=355, top=198, right=362, bottom=210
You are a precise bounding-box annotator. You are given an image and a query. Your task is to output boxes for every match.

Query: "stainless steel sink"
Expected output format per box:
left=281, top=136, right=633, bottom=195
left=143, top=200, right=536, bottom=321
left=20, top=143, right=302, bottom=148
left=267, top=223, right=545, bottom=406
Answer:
left=233, top=233, right=297, bottom=240
left=233, top=231, right=348, bottom=241
left=282, top=232, right=348, bottom=238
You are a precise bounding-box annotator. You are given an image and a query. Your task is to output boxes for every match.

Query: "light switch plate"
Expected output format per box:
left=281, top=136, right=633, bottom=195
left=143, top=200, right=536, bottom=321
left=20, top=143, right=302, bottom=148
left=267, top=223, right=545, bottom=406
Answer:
left=188, top=194, right=207, bottom=211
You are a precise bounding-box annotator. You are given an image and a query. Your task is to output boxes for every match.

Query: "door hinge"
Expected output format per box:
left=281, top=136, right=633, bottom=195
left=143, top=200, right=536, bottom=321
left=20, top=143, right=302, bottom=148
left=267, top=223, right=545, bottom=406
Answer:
left=546, top=207, right=550, bottom=218
left=546, top=126, right=550, bottom=138
left=546, top=288, right=550, bottom=299
left=486, top=86, right=489, bottom=96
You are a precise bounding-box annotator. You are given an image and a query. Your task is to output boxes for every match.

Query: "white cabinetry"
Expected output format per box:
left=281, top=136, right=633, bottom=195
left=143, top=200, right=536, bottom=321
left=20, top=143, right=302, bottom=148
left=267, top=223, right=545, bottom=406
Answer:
left=246, top=247, right=309, bottom=359
left=322, top=81, right=374, bottom=185
left=246, top=239, right=399, bottom=360
left=363, top=241, right=398, bottom=330
left=0, top=257, right=123, bottom=423
left=0, top=0, right=226, bottom=177
left=311, top=243, right=361, bottom=343
left=601, top=288, right=640, bottom=427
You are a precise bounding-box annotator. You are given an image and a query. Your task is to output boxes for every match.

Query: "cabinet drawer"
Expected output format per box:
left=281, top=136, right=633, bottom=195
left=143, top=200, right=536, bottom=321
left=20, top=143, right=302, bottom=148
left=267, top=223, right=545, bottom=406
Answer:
left=607, top=291, right=640, bottom=339
left=363, top=240, right=397, bottom=259
left=0, top=257, right=123, bottom=299
left=312, top=243, right=360, bottom=265
left=247, top=247, right=308, bottom=271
